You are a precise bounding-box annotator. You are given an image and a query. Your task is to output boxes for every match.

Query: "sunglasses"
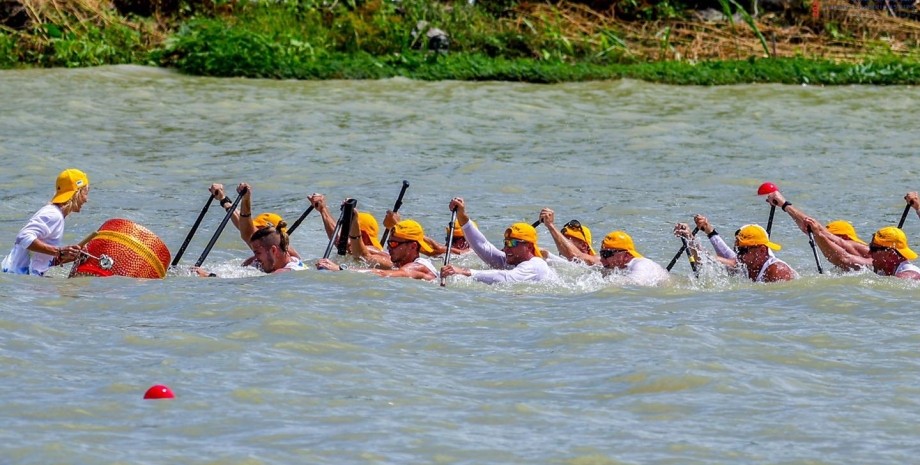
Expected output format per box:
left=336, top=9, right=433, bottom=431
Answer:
left=503, top=239, right=527, bottom=248
left=735, top=246, right=751, bottom=256
left=388, top=240, right=412, bottom=249
left=869, top=244, right=894, bottom=254
left=599, top=249, right=626, bottom=259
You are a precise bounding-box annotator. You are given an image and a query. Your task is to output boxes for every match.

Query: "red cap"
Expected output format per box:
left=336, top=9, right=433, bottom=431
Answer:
left=144, top=384, right=175, bottom=399
left=757, top=182, right=778, bottom=195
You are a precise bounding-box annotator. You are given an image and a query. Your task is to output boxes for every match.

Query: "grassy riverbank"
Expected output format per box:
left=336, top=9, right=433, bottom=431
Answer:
left=2, top=0, right=920, bottom=84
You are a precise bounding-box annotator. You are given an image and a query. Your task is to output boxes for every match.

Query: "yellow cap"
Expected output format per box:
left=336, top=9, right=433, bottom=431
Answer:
left=601, top=231, right=643, bottom=258
left=52, top=169, right=89, bottom=203
left=446, top=220, right=476, bottom=238
left=253, top=212, right=285, bottom=233
left=393, top=220, right=434, bottom=254
left=872, top=226, right=918, bottom=260
left=358, top=212, right=384, bottom=250
left=561, top=221, right=596, bottom=255
left=504, top=222, right=542, bottom=259
left=735, top=224, right=781, bottom=251
left=826, top=220, right=867, bottom=245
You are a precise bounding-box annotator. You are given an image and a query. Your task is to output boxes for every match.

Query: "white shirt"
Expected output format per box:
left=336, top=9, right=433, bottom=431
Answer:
left=624, top=257, right=669, bottom=286
left=462, top=221, right=558, bottom=284
left=2, top=204, right=66, bottom=276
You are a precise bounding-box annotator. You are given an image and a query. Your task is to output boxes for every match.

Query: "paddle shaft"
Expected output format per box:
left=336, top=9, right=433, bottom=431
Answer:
left=531, top=219, right=542, bottom=227
left=440, top=208, right=458, bottom=287
left=379, top=180, right=410, bottom=245
left=171, top=195, right=214, bottom=266
left=336, top=200, right=358, bottom=256
left=898, top=204, right=911, bottom=229
left=666, top=227, right=699, bottom=272
left=324, top=199, right=357, bottom=259
left=287, top=205, right=314, bottom=235
left=194, top=190, right=246, bottom=267
left=807, top=227, right=823, bottom=274
left=765, top=205, right=776, bottom=236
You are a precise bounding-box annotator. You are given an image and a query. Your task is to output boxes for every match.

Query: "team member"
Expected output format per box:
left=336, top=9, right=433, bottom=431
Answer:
left=381, top=210, right=471, bottom=257
left=764, top=190, right=868, bottom=271
left=679, top=216, right=796, bottom=282
left=538, top=207, right=599, bottom=265
left=2, top=169, right=90, bottom=276
left=598, top=231, right=668, bottom=285
left=317, top=219, right=438, bottom=281
left=208, top=182, right=301, bottom=261
left=439, top=197, right=558, bottom=284
left=198, top=222, right=305, bottom=276
left=867, top=226, right=920, bottom=280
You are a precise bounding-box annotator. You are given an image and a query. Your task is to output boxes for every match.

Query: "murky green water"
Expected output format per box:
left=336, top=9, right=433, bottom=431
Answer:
left=2, top=66, right=920, bottom=464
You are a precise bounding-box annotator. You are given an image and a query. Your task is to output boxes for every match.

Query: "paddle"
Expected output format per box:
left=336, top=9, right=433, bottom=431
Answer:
left=379, top=180, right=410, bottom=245
left=898, top=204, right=911, bottom=229
left=806, top=225, right=824, bottom=274
left=441, top=207, right=458, bottom=287
left=286, top=205, right=314, bottom=235
left=531, top=219, right=542, bottom=228
left=324, top=199, right=357, bottom=259
left=194, top=189, right=246, bottom=267
left=757, top=182, right=779, bottom=236
left=666, top=227, right=699, bottom=272
left=171, top=195, right=214, bottom=266
left=336, top=199, right=358, bottom=256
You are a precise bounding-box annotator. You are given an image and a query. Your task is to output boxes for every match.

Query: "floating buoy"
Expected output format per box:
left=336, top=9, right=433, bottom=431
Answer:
left=71, top=218, right=171, bottom=279
left=143, top=384, right=175, bottom=400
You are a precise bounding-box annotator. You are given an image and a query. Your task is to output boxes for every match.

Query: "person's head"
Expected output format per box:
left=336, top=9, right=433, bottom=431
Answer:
left=249, top=221, right=291, bottom=273
left=869, top=226, right=917, bottom=275
left=503, top=223, right=541, bottom=266
left=52, top=168, right=90, bottom=213
left=826, top=220, right=867, bottom=245
left=253, top=212, right=286, bottom=233
left=599, top=231, right=642, bottom=269
left=445, top=220, right=475, bottom=250
left=734, top=224, right=781, bottom=266
left=357, top=212, right=384, bottom=250
left=388, top=220, right=434, bottom=267
left=561, top=220, right=596, bottom=255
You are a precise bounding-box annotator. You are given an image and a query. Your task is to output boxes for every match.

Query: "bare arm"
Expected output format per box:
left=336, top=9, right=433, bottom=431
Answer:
left=369, top=262, right=436, bottom=281
left=308, top=193, right=336, bottom=240
left=540, top=208, right=599, bottom=265
left=805, top=217, right=871, bottom=271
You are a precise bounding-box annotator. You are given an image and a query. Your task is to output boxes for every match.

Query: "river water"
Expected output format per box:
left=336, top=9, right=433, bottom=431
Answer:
left=1, top=66, right=920, bottom=464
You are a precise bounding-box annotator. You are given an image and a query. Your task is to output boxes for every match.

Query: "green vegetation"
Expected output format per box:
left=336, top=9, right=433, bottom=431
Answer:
left=2, top=0, right=920, bottom=84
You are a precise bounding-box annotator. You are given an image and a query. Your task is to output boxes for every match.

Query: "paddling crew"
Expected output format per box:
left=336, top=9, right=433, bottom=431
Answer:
left=538, top=207, right=599, bottom=265
left=2, top=169, right=89, bottom=276
left=208, top=182, right=301, bottom=262
left=686, top=215, right=796, bottom=282
left=439, top=197, right=558, bottom=284
left=765, top=190, right=869, bottom=271
left=317, top=220, right=438, bottom=281
left=198, top=222, right=305, bottom=276
left=598, top=231, right=669, bottom=286
left=867, top=227, right=920, bottom=280
left=309, top=194, right=392, bottom=268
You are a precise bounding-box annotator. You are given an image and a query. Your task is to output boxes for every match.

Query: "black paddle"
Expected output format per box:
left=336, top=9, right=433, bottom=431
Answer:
left=806, top=225, right=824, bottom=274
left=171, top=195, right=214, bottom=267
left=324, top=199, right=357, bottom=259
left=666, top=227, right=699, bottom=272
left=379, top=180, right=410, bottom=245
left=336, top=199, right=358, bottom=256
left=531, top=219, right=542, bottom=228
left=898, top=204, right=911, bottom=229
left=441, top=208, right=458, bottom=287
left=194, top=189, right=246, bottom=267
left=758, top=182, right=779, bottom=236
left=286, top=205, right=314, bottom=235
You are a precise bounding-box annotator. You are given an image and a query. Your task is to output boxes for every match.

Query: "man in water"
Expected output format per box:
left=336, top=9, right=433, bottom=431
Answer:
left=309, top=193, right=392, bottom=268
left=208, top=182, right=301, bottom=262
left=2, top=169, right=90, bottom=276
left=538, top=207, right=599, bottom=265
left=598, top=230, right=669, bottom=286
left=199, top=222, right=305, bottom=276
left=866, top=227, right=920, bottom=280
left=676, top=216, right=796, bottom=282
left=317, top=219, right=438, bottom=281
left=439, top=197, right=557, bottom=284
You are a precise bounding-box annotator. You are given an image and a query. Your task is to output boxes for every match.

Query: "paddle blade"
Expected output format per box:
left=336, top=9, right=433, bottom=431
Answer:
left=757, top=182, right=778, bottom=196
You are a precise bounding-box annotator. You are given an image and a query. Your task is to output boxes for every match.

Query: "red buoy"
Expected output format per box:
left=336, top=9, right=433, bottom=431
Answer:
left=144, top=384, right=175, bottom=400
